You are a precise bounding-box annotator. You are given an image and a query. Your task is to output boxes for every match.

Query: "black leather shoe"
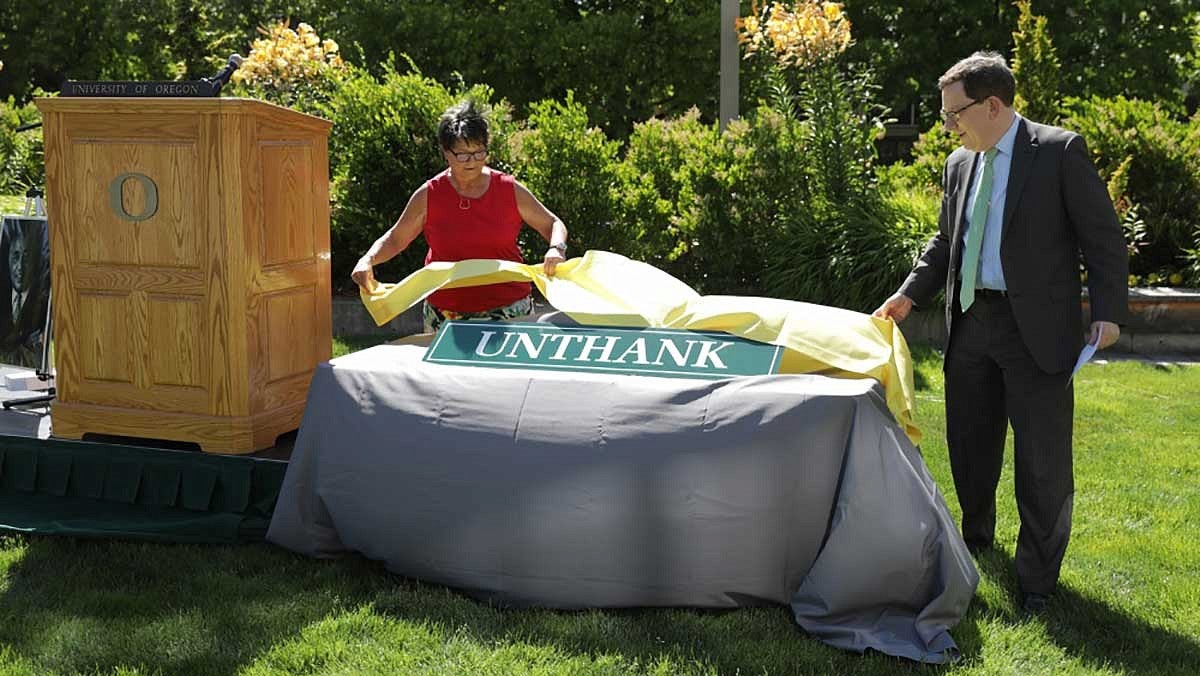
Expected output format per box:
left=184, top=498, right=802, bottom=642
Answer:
left=1022, top=592, right=1050, bottom=614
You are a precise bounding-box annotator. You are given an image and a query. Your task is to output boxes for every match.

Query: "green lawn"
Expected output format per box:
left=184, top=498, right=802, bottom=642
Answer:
left=0, top=195, right=26, bottom=214
left=1, top=346, right=1197, bottom=675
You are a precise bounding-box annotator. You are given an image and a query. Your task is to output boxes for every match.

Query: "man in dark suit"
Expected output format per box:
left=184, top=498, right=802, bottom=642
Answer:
left=873, top=52, right=1128, bottom=613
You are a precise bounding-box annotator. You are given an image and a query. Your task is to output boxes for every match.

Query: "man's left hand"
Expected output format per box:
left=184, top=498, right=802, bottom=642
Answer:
left=1089, top=320, right=1120, bottom=350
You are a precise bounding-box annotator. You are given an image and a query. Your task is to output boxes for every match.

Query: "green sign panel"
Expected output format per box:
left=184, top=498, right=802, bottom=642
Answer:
left=424, top=321, right=782, bottom=380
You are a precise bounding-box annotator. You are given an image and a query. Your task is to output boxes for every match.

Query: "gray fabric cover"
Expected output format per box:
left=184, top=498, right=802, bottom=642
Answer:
left=268, top=344, right=978, bottom=663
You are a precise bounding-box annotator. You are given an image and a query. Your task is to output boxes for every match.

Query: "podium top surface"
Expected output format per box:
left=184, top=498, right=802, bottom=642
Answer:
left=34, top=96, right=331, bottom=131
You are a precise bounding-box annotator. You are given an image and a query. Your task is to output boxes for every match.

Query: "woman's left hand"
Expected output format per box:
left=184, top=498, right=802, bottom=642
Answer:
left=543, top=248, right=565, bottom=277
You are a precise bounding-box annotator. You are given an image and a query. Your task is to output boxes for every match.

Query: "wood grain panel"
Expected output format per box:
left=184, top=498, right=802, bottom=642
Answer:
left=208, top=110, right=247, bottom=417
left=64, top=114, right=200, bottom=141
left=70, top=380, right=208, bottom=413
left=40, top=107, right=80, bottom=402
left=252, top=260, right=320, bottom=295
left=258, top=372, right=315, bottom=413
left=260, top=144, right=314, bottom=265
left=51, top=400, right=306, bottom=454
left=312, top=133, right=333, bottom=366
left=265, top=288, right=317, bottom=382
left=252, top=105, right=333, bottom=136
left=69, top=140, right=201, bottom=268
left=148, top=295, right=204, bottom=388
left=38, top=97, right=330, bottom=131
left=74, top=264, right=205, bottom=295
left=77, top=292, right=133, bottom=383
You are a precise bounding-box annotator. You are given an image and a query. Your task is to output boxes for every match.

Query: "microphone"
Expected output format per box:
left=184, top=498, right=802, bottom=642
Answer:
left=203, top=54, right=245, bottom=95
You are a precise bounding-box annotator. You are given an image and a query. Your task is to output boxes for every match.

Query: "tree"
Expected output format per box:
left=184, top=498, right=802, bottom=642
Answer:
left=841, top=0, right=1197, bottom=126
left=1012, top=0, right=1061, bottom=123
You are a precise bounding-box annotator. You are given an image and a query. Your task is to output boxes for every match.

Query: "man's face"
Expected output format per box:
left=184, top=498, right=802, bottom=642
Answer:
left=8, top=233, right=26, bottom=293
left=941, top=81, right=992, bottom=152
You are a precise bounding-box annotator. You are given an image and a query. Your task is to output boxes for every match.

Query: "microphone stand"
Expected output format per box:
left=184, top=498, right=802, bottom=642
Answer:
left=203, top=54, right=244, bottom=96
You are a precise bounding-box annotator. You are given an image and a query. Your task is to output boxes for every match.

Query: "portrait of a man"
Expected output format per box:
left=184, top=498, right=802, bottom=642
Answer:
left=0, top=215, right=51, bottom=368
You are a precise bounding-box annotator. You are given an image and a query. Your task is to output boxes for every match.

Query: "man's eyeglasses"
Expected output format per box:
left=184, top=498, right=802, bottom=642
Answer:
left=939, top=99, right=985, bottom=124
left=448, top=148, right=488, bottom=162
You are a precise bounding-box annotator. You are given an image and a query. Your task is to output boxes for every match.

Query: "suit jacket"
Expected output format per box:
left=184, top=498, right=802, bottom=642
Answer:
left=899, top=117, right=1129, bottom=374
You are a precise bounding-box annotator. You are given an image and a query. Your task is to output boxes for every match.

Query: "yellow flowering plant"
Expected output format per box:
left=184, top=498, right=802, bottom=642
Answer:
left=736, top=1, right=852, bottom=71
left=733, top=0, right=881, bottom=199
left=228, top=20, right=346, bottom=112
left=734, top=2, right=897, bottom=306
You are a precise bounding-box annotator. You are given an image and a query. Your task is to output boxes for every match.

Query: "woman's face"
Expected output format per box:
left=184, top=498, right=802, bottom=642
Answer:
left=442, top=140, right=488, bottom=179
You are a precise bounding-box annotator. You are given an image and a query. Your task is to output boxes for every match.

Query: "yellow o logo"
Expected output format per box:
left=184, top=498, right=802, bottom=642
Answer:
left=108, top=173, right=159, bottom=222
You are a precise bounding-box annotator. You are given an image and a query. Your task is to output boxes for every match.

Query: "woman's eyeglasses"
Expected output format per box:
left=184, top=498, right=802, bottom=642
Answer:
left=448, top=148, right=488, bottom=162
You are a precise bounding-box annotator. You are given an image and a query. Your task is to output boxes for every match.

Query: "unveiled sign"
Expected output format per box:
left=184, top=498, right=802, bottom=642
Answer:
left=424, top=321, right=782, bottom=379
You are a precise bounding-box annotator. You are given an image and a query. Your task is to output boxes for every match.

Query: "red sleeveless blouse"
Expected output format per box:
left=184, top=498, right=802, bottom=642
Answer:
left=423, top=169, right=530, bottom=312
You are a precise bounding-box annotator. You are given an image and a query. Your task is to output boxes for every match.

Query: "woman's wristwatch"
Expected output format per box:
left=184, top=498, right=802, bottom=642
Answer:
left=549, top=242, right=567, bottom=256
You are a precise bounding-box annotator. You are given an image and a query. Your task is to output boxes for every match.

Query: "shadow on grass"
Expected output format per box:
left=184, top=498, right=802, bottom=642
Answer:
left=0, top=536, right=390, bottom=675
left=368, top=574, right=941, bottom=675
left=1, top=535, right=937, bottom=675
left=964, top=548, right=1200, bottom=675
left=30, top=531, right=1196, bottom=675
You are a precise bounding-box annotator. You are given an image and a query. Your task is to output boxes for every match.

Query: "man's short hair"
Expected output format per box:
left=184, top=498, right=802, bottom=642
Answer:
left=437, top=99, right=490, bottom=150
left=938, top=51, right=1016, bottom=106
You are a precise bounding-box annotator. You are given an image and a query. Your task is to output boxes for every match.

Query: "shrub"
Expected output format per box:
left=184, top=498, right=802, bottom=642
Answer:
left=506, top=93, right=621, bottom=261
left=1060, top=95, right=1200, bottom=277
left=888, top=122, right=958, bottom=191
left=692, top=109, right=811, bottom=296
left=612, top=110, right=727, bottom=273
left=762, top=166, right=939, bottom=313
left=0, top=97, right=44, bottom=195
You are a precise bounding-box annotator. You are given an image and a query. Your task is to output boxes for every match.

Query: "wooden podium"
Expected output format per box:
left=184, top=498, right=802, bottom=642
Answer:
left=36, top=97, right=333, bottom=453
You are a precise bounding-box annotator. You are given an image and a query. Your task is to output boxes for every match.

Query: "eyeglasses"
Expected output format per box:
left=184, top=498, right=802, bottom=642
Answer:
left=447, top=148, right=488, bottom=162
left=939, top=98, right=985, bottom=124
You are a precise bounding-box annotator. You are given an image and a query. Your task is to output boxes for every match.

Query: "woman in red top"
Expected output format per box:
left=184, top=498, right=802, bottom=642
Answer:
left=351, top=99, right=569, bottom=331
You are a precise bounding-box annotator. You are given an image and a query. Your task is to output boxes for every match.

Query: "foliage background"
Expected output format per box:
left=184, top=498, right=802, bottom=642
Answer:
left=2, top=1, right=1199, bottom=295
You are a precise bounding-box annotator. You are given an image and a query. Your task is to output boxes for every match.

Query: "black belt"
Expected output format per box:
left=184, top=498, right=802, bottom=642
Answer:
left=974, top=288, right=1008, bottom=299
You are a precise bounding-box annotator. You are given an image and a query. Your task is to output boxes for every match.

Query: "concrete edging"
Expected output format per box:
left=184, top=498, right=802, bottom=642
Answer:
left=897, top=287, right=1200, bottom=355
left=332, top=297, right=422, bottom=336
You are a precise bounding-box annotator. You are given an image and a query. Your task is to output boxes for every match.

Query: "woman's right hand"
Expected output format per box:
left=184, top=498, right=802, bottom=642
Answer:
left=351, top=254, right=376, bottom=291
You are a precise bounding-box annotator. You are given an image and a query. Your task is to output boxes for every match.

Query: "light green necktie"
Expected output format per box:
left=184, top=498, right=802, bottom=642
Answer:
left=959, top=148, right=999, bottom=312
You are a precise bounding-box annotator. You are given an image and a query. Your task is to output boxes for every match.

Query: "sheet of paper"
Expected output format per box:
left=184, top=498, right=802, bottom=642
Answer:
left=1069, top=332, right=1102, bottom=384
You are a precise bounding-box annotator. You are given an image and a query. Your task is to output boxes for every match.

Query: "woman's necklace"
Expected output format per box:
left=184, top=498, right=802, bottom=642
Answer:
left=450, top=172, right=488, bottom=210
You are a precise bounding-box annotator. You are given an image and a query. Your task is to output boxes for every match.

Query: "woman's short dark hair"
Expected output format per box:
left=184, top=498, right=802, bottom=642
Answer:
left=938, top=51, right=1016, bottom=106
left=437, top=99, right=490, bottom=150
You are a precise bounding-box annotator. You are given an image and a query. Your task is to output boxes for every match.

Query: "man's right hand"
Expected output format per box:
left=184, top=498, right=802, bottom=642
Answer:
left=873, top=293, right=914, bottom=322
left=351, top=255, right=376, bottom=291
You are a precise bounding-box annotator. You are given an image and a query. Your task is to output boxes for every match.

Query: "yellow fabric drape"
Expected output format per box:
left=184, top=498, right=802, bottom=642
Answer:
left=360, top=251, right=921, bottom=444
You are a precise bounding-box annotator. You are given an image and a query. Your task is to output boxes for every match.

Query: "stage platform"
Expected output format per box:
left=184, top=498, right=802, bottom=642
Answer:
left=0, top=366, right=295, bottom=461
left=0, top=365, right=292, bottom=544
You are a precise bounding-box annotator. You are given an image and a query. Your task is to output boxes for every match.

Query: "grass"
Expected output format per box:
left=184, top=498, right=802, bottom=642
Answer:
left=1, top=345, right=1198, bottom=675
left=0, top=195, right=27, bottom=214
left=332, top=334, right=395, bottom=359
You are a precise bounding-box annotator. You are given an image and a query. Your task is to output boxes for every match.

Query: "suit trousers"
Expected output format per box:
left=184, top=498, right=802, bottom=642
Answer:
left=944, top=293, right=1075, bottom=595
